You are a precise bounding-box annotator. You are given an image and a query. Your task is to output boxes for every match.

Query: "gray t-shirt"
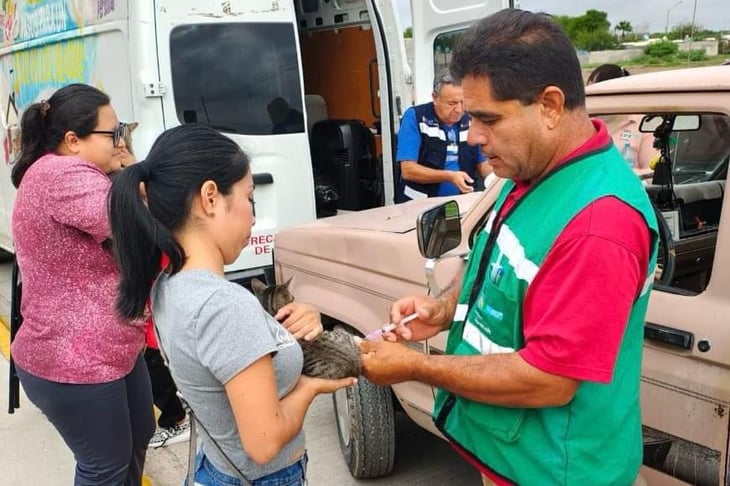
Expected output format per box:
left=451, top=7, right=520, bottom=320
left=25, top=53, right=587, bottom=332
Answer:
left=151, top=270, right=304, bottom=479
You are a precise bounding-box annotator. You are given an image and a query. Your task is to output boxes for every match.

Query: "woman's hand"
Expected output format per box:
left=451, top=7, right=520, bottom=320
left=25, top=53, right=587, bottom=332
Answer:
left=275, top=302, right=323, bottom=341
left=296, top=375, right=357, bottom=396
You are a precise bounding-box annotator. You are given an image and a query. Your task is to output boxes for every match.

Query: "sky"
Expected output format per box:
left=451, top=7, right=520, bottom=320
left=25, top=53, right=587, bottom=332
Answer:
left=395, top=0, right=730, bottom=35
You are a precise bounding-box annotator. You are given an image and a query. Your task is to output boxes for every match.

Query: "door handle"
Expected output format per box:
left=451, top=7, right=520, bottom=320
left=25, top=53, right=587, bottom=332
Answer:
left=253, top=173, right=273, bottom=185
left=644, top=322, right=693, bottom=351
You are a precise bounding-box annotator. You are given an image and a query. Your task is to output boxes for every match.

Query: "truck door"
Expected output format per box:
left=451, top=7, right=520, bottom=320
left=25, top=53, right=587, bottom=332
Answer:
left=410, top=0, right=512, bottom=103
left=154, top=0, right=316, bottom=280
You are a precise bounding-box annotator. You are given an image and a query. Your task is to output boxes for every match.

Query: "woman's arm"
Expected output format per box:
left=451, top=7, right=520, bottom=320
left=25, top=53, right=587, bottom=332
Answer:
left=225, top=355, right=355, bottom=465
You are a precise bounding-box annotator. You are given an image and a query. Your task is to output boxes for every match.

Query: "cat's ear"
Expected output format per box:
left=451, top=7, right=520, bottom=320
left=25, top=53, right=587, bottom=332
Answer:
left=127, top=122, right=139, bottom=132
left=283, top=276, right=295, bottom=289
left=250, top=277, right=267, bottom=293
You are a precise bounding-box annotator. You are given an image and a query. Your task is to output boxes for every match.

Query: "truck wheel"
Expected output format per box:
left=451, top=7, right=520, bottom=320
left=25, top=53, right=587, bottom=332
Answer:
left=332, top=375, right=395, bottom=478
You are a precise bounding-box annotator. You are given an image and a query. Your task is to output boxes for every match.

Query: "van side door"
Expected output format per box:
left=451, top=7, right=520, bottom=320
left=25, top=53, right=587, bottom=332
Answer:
left=410, top=0, right=512, bottom=103
left=154, top=0, right=316, bottom=279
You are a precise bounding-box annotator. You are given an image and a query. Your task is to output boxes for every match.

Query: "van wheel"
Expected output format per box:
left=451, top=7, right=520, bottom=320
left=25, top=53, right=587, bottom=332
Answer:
left=331, top=327, right=395, bottom=478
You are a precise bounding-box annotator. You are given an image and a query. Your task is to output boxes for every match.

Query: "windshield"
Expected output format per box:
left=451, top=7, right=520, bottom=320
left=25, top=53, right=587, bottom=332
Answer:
left=595, top=112, right=730, bottom=184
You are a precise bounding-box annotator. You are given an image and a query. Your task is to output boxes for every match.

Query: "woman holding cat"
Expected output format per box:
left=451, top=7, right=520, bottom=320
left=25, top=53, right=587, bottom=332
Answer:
left=110, top=123, right=356, bottom=486
left=10, top=83, right=154, bottom=485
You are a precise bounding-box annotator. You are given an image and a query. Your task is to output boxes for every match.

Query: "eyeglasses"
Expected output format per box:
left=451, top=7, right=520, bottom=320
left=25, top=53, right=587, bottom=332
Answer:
left=91, top=123, right=127, bottom=147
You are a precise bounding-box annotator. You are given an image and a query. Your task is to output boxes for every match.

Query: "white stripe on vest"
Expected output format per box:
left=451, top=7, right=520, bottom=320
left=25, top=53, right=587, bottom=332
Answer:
left=459, top=128, right=470, bottom=143
left=463, top=319, right=515, bottom=354
left=496, top=224, right=540, bottom=284
left=641, top=269, right=655, bottom=297
left=403, top=185, right=428, bottom=200
left=419, top=122, right=446, bottom=141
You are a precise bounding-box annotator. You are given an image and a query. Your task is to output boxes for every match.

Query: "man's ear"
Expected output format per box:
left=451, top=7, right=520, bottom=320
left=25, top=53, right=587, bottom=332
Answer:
left=200, top=180, right=219, bottom=216
left=538, top=86, right=566, bottom=130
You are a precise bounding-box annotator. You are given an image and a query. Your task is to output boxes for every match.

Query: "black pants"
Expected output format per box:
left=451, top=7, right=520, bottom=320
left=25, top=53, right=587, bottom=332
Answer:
left=143, top=347, right=185, bottom=428
left=16, top=355, right=155, bottom=486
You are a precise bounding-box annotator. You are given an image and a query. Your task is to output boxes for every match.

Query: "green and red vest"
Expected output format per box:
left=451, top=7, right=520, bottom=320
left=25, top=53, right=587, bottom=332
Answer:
left=433, top=146, right=659, bottom=485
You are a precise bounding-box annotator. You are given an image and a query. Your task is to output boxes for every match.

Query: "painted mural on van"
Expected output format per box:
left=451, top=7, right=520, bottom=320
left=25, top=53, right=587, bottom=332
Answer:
left=0, top=0, right=127, bottom=165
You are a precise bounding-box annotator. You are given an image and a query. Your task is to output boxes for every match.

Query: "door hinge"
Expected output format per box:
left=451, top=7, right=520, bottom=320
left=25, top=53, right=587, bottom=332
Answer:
left=143, top=82, right=166, bottom=98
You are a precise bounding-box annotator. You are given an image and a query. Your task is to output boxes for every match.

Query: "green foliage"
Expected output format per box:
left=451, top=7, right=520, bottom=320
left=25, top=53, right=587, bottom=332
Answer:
left=644, top=41, right=679, bottom=58
left=574, top=30, right=617, bottom=51
left=554, top=10, right=615, bottom=50
left=668, top=22, right=708, bottom=41
left=573, top=9, right=611, bottom=34
left=687, top=49, right=707, bottom=62
left=403, top=27, right=412, bottom=39
left=615, top=20, right=633, bottom=42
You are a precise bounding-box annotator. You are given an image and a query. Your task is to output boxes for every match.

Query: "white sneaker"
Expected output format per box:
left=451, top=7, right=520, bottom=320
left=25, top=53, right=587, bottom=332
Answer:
left=148, top=417, right=191, bottom=448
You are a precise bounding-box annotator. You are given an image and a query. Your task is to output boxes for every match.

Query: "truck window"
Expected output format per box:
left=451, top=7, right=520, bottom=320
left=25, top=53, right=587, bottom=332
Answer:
left=596, top=112, right=730, bottom=295
left=169, top=23, right=305, bottom=136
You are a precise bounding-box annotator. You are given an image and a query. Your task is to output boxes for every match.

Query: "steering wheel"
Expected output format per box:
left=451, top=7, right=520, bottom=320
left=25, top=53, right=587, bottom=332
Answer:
left=652, top=203, right=676, bottom=287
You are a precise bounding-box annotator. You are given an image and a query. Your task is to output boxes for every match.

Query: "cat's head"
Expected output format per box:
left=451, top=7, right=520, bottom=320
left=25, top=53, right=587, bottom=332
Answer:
left=122, top=122, right=139, bottom=155
left=251, top=276, right=295, bottom=315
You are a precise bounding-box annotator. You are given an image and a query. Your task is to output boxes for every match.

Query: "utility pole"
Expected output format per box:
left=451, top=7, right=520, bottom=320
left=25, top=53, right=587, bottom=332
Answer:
left=687, top=0, right=698, bottom=63
left=665, top=0, right=683, bottom=36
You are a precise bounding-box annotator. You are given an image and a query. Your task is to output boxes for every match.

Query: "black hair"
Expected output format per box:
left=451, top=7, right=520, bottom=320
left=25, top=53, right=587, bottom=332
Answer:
left=586, top=64, right=631, bottom=85
left=109, top=123, right=251, bottom=319
left=11, top=83, right=110, bottom=188
left=450, top=9, right=585, bottom=110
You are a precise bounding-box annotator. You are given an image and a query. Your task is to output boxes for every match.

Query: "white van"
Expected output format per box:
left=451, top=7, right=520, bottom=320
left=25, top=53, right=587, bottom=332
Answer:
left=0, top=0, right=513, bottom=281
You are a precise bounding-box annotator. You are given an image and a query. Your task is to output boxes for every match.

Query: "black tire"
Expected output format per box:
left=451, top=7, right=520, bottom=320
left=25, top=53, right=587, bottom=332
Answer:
left=332, top=375, right=395, bottom=478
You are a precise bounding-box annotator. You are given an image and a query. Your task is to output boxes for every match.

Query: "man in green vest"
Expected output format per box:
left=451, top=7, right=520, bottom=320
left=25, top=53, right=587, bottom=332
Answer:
left=360, top=9, right=658, bottom=486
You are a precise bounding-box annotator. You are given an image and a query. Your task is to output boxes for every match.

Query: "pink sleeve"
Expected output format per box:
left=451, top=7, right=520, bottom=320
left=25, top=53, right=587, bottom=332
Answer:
left=518, top=197, right=651, bottom=383
left=48, top=162, right=112, bottom=243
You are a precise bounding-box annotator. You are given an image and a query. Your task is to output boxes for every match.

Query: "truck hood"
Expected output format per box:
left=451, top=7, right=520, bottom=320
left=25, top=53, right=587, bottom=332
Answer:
left=274, top=192, right=482, bottom=282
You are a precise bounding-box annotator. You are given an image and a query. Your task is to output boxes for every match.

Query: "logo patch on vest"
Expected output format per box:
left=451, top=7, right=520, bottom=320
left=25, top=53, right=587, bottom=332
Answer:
left=485, top=305, right=503, bottom=322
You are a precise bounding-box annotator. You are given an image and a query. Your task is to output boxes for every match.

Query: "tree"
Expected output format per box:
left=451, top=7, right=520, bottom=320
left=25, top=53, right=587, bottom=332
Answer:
left=403, top=27, right=412, bottom=39
left=553, top=10, right=616, bottom=50
left=669, top=22, right=705, bottom=41
left=615, top=20, right=633, bottom=42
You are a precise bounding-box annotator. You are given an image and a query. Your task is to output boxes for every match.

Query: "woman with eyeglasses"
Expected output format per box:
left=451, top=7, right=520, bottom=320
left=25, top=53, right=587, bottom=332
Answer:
left=10, top=83, right=154, bottom=485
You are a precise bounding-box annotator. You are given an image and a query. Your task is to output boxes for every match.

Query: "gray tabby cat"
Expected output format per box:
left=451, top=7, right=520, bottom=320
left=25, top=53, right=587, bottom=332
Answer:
left=250, top=278, right=361, bottom=380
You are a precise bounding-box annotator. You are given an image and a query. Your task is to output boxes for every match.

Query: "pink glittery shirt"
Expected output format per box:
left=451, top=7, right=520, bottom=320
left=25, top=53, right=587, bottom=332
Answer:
left=10, top=154, right=144, bottom=384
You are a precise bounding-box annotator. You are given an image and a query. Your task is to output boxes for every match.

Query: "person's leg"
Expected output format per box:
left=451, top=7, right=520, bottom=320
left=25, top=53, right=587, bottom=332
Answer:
left=124, top=355, right=156, bottom=486
left=144, top=348, right=185, bottom=428
left=16, top=364, right=137, bottom=485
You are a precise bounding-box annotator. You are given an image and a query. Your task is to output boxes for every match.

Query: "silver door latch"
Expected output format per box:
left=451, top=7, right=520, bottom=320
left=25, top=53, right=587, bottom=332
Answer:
left=143, top=82, right=166, bottom=98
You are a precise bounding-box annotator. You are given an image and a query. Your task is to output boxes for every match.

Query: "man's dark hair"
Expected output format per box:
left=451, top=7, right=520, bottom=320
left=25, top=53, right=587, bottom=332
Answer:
left=450, top=9, right=585, bottom=110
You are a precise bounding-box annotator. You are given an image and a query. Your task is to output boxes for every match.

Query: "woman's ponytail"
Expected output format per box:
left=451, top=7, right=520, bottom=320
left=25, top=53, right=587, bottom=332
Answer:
left=11, top=103, right=46, bottom=188
left=109, top=162, right=184, bottom=319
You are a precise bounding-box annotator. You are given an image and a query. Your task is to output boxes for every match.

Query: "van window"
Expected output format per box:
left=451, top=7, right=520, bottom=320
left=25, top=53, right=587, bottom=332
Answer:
left=170, top=23, right=305, bottom=135
left=433, top=29, right=466, bottom=74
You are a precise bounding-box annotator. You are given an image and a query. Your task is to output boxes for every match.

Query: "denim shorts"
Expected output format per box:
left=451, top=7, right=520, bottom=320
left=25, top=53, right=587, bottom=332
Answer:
left=188, top=451, right=308, bottom=486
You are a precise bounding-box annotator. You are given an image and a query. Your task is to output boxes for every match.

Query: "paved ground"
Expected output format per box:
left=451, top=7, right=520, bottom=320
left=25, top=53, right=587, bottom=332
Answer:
left=0, top=261, right=480, bottom=485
